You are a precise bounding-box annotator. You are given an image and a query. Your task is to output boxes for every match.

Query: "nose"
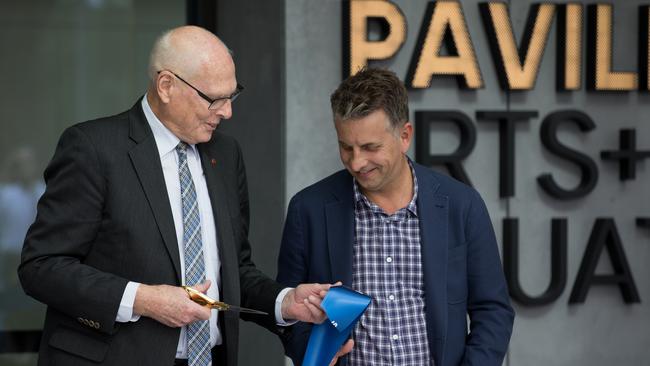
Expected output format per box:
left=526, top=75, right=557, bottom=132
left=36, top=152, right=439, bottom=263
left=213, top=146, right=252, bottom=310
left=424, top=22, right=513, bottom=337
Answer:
left=347, top=150, right=368, bottom=173
left=214, top=99, right=233, bottom=120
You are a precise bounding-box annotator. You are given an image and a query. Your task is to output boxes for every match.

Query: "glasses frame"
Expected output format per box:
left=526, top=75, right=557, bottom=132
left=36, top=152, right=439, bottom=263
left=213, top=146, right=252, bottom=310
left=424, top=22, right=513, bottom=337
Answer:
left=157, top=70, right=244, bottom=110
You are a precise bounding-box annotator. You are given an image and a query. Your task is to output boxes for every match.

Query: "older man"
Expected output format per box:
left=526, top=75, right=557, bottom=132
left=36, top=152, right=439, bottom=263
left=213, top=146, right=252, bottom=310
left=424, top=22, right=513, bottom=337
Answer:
left=19, top=26, right=330, bottom=366
left=278, top=68, right=515, bottom=366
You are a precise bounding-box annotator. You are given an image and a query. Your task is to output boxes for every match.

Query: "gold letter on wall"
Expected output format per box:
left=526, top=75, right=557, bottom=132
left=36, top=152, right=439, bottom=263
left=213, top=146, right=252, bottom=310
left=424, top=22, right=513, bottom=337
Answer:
left=557, top=3, right=583, bottom=91
left=406, top=1, right=483, bottom=89
left=587, top=4, right=637, bottom=91
left=480, top=2, right=555, bottom=90
left=639, top=5, right=650, bottom=91
left=343, top=0, right=406, bottom=78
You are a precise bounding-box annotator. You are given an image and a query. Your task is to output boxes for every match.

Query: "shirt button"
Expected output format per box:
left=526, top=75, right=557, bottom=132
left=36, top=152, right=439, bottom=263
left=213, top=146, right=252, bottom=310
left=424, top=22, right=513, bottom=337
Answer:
left=388, top=294, right=395, bottom=300
left=392, top=334, right=399, bottom=340
left=386, top=257, right=393, bottom=263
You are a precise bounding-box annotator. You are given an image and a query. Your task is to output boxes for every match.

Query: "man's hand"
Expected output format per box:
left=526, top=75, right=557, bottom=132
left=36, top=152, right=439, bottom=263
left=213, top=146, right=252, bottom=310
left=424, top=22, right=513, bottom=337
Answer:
left=329, top=339, right=354, bottom=366
left=281, top=282, right=341, bottom=323
left=134, top=280, right=212, bottom=327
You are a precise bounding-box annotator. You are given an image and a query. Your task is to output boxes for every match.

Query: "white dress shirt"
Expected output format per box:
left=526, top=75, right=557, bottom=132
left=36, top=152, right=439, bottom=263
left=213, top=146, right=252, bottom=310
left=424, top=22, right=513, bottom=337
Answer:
left=115, top=95, right=293, bottom=359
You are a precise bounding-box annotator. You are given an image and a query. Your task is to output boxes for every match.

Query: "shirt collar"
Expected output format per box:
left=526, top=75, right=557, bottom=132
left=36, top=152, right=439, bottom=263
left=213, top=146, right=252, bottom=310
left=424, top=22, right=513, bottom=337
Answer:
left=141, top=94, right=197, bottom=158
left=353, top=157, right=419, bottom=217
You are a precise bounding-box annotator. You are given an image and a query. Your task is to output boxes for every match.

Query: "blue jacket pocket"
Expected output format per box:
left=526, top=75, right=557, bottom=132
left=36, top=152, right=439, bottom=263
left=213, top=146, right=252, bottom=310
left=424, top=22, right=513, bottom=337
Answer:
left=447, top=244, right=468, bottom=304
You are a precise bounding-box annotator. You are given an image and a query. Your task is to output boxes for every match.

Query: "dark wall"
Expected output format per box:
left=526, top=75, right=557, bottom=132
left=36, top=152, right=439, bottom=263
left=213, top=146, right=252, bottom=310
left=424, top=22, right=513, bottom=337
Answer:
left=216, top=1, right=286, bottom=366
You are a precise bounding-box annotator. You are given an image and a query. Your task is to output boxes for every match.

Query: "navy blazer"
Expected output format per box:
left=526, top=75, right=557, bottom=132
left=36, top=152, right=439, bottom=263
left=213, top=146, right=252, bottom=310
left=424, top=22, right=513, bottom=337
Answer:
left=277, top=162, right=514, bottom=366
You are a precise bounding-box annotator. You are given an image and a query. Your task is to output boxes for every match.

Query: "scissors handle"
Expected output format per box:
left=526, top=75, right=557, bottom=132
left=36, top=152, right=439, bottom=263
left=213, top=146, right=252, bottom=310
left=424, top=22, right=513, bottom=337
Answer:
left=182, top=286, right=223, bottom=308
left=182, top=286, right=267, bottom=315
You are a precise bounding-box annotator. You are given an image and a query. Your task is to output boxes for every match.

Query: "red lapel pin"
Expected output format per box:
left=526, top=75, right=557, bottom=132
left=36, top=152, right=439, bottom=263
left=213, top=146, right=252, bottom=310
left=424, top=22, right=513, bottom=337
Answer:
left=210, top=158, right=217, bottom=166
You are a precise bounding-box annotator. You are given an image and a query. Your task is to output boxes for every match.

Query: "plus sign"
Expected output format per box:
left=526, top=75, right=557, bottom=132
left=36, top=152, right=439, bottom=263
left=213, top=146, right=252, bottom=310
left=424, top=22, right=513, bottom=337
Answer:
left=600, top=129, right=650, bottom=180
left=637, top=218, right=650, bottom=230
left=638, top=218, right=650, bottom=244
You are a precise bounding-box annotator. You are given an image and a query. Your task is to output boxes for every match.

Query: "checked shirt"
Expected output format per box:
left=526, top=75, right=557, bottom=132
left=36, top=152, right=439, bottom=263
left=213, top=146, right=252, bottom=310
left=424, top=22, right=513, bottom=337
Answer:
left=348, top=163, right=432, bottom=366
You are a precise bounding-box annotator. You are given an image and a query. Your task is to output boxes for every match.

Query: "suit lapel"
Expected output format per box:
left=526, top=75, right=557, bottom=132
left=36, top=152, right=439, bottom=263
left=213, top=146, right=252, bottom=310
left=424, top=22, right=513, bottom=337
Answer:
left=127, top=102, right=181, bottom=283
left=326, top=175, right=355, bottom=286
left=414, top=164, right=448, bottom=363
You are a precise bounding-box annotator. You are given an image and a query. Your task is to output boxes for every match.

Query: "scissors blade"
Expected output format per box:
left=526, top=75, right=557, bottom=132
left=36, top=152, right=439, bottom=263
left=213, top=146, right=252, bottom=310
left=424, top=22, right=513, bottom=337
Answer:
left=219, top=304, right=268, bottom=315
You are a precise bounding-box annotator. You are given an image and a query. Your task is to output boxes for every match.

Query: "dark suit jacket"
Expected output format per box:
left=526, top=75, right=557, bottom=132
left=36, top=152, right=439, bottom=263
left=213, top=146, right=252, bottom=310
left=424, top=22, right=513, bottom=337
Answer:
left=18, top=99, right=284, bottom=365
left=277, top=163, right=514, bottom=366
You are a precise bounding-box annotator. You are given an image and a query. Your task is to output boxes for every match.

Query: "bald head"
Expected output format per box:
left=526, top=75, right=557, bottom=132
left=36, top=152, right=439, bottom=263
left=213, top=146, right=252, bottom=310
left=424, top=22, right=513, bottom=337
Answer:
left=148, top=26, right=233, bottom=82
left=145, top=26, right=238, bottom=145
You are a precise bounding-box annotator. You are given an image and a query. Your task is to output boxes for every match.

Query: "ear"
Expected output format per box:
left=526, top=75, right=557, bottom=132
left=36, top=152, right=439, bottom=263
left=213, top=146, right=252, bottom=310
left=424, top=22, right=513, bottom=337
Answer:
left=156, top=71, right=174, bottom=104
left=399, top=121, right=413, bottom=153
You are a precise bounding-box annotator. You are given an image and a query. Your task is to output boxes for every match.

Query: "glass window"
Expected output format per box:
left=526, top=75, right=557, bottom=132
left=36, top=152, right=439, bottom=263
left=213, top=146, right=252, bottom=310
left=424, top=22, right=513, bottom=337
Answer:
left=0, top=1, right=184, bottom=363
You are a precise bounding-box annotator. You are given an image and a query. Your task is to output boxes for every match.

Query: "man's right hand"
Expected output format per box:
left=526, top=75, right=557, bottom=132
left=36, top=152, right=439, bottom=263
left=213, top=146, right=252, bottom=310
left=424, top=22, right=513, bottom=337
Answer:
left=133, top=280, right=212, bottom=327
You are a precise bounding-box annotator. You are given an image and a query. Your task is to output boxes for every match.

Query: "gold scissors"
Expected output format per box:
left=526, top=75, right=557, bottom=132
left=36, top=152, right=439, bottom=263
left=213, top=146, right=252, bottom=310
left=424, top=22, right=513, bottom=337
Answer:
left=182, top=286, right=268, bottom=315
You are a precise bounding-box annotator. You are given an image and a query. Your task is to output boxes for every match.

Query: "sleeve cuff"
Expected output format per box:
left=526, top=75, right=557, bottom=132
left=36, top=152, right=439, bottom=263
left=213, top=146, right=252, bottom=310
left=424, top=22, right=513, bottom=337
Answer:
left=116, top=281, right=141, bottom=323
left=275, top=287, right=298, bottom=326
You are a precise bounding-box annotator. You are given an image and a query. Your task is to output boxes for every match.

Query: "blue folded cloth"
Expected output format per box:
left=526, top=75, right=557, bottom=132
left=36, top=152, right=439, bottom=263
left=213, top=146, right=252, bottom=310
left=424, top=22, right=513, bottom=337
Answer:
left=302, top=286, right=371, bottom=366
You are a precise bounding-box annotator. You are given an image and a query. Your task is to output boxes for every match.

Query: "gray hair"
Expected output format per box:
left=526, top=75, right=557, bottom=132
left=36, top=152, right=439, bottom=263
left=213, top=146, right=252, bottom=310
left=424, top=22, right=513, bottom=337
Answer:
left=330, top=68, right=409, bottom=130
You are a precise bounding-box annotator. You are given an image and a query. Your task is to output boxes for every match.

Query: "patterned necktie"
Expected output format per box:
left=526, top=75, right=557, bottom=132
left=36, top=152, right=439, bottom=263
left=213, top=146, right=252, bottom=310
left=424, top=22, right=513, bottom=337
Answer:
left=176, top=142, right=212, bottom=366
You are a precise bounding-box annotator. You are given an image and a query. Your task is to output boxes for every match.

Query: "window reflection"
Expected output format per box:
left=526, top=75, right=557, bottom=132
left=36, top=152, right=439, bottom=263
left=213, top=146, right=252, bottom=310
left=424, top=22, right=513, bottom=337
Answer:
left=0, top=0, right=184, bottom=363
left=0, top=145, right=46, bottom=326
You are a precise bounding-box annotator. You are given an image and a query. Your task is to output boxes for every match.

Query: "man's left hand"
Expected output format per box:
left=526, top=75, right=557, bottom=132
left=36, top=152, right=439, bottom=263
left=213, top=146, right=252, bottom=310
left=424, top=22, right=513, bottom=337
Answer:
left=329, top=339, right=354, bottom=366
left=281, top=282, right=340, bottom=323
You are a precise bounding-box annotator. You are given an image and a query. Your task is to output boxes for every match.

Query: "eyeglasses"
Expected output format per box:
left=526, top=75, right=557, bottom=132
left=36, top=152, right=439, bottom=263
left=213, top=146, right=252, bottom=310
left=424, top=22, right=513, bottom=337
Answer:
left=158, top=70, right=244, bottom=110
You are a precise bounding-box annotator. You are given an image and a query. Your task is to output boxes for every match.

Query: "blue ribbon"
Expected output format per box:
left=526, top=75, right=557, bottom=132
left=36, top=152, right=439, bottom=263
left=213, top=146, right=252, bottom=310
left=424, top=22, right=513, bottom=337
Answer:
left=302, top=286, right=371, bottom=366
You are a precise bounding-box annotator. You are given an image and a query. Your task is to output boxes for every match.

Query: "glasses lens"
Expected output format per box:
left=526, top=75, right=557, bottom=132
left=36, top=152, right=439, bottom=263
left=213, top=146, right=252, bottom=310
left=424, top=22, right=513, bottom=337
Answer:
left=207, top=85, right=243, bottom=110
left=230, top=89, right=241, bottom=102
left=208, top=99, right=226, bottom=110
